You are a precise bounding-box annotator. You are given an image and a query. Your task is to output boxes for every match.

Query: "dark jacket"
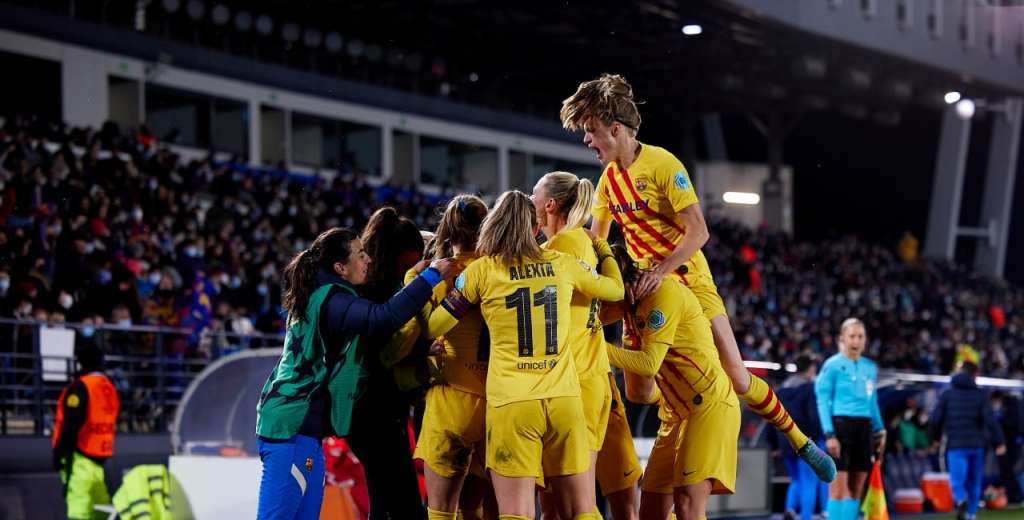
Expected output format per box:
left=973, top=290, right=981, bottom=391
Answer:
left=929, top=373, right=1005, bottom=450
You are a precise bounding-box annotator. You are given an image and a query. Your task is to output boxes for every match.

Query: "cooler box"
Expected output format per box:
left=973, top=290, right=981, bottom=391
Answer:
left=893, top=488, right=924, bottom=514
left=920, top=472, right=954, bottom=512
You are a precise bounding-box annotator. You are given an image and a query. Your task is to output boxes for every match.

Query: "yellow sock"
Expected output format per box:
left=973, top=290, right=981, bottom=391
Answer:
left=572, top=513, right=602, bottom=520
left=428, top=508, right=457, bottom=520
left=739, top=374, right=809, bottom=450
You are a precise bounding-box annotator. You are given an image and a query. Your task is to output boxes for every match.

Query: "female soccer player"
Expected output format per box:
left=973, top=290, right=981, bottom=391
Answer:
left=815, top=319, right=885, bottom=520
left=532, top=171, right=640, bottom=520
left=428, top=190, right=624, bottom=520
left=402, top=195, right=492, bottom=520
left=254, top=227, right=456, bottom=520
left=347, top=207, right=433, bottom=518
left=605, top=245, right=739, bottom=520
left=560, top=74, right=834, bottom=483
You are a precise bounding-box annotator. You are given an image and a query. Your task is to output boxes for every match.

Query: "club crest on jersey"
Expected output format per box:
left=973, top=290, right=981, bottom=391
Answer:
left=647, top=309, right=666, bottom=330
left=674, top=171, right=690, bottom=191
left=634, top=176, right=649, bottom=192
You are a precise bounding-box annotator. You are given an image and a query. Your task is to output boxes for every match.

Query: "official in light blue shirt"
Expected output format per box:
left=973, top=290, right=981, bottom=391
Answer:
left=814, top=318, right=885, bottom=520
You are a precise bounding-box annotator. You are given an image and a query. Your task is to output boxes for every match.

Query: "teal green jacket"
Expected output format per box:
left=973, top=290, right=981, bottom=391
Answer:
left=256, top=269, right=440, bottom=439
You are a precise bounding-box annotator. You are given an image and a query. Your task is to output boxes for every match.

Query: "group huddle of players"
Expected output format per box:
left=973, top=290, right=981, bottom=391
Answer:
left=390, top=74, right=837, bottom=520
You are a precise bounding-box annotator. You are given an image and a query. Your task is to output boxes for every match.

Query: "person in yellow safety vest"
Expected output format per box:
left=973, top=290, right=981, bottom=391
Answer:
left=52, top=343, right=120, bottom=520
left=112, top=464, right=172, bottom=519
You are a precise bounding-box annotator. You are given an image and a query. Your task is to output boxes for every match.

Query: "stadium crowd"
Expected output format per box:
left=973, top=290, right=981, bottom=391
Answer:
left=0, top=113, right=1022, bottom=378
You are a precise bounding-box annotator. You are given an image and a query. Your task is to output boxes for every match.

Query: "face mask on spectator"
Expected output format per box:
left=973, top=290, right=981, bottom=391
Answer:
left=184, top=246, right=199, bottom=258
left=83, top=243, right=95, bottom=255
left=229, top=276, right=242, bottom=289
left=59, top=293, right=73, bottom=309
left=0, top=276, right=8, bottom=295
left=256, top=283, right=269, bottom=296
left=132, top=208, right=143, bottom=222
left=117, top=318, right=131, bottom=327
left=81, top=326, right=95, bottom=338
left=98, top=270, right=112, bottom=284
left=148, top=272, right=162, bottom=285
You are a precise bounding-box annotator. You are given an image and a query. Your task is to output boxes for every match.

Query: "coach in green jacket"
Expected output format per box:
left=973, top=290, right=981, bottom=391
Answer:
left=255, top=227, right=455, bottom=520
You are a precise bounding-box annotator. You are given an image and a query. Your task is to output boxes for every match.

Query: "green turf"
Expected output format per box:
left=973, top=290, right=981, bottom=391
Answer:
left=897, top=507, right=1024, bottom=519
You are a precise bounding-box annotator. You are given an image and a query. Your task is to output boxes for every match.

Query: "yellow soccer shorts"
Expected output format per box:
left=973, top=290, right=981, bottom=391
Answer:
left=580, top=372, right=613, bottom=452
left=486, top=396, right=590, bottom=479
left=641, top=393, right=740, bottom=495
left=415, top=384, right=487, bottom=478
left=60, top=451, right=111, bottom=520
left=595, top=373, right=642, bottom=495
left=687, top=280, right=728, bottom=322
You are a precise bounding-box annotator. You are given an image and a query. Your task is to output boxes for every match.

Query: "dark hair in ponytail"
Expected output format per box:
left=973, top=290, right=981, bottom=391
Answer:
left=612, top=243, right=640, bottom=285
left=361, top=207, right=424, bottom=297
left=282, top=227, right=358, bottom=322
left=433, top=195, right=488, bottom=260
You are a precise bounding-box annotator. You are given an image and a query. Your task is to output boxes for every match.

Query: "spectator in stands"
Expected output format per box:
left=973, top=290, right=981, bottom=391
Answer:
left=990, top=390, right=1024, bottom=505
left=929, top=362, right=1007, bottom=520
left=770, top=354, right=827, bottom=520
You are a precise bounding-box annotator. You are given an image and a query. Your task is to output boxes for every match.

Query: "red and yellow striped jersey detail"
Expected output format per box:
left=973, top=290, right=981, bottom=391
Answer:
left=592, top=143, right=713, bottom=287
left=627, top=279, right=731, bottom=419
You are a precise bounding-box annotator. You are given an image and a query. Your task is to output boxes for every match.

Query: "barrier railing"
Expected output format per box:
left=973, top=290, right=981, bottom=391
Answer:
left=0, top=318, right=283, bottom=435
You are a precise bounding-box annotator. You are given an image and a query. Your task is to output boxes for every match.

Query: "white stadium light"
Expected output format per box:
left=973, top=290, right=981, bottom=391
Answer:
left=682, top=24, right=703, bottom=36
left=956, top=98, right=976, bottom=119
left=723, top=191, right=761, bottom=205
left=944, top=91, right=961, bottom=104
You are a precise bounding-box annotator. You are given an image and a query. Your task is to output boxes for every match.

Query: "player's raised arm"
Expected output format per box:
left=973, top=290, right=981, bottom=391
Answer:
left=566, top=237, right=624, bottom=302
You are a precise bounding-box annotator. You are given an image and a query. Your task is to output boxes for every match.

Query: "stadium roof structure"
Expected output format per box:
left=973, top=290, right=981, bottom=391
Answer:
left=219, top=0, right=1024, bottom=130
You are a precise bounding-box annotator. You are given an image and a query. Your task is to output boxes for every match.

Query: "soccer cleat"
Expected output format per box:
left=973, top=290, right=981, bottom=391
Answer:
left=798, top=440, right=837, bottom=483
left=955, top=500, right=967, bottom=520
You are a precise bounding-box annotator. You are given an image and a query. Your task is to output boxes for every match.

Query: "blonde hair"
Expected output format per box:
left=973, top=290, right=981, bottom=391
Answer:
left=560, top=73, right=641, bottom=135
left=477, top=190, right=543, bottom=265
left=539, top=171, right=594, bottom=230
left=839, top=317, right=865, bottom=335
left=433, top=194, right=488, bottom=260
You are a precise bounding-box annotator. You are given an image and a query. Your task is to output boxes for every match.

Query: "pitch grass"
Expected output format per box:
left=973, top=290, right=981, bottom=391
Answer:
left=897, top=506, right=1023, bottom=519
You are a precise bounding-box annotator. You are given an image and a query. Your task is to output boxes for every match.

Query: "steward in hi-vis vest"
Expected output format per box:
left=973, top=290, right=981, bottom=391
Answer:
left=52, top=343, right=120, bottom=520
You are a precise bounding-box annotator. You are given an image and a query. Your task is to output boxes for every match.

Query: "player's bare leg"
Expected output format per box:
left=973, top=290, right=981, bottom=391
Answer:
left=639, top=491, right=673, bottom=520
left=426, top=465, right=468, bottom=519
left=605, top=487, right=638, bottom=520
left=490, top=472, right=538, bottom=518
left=709, top=314, right=835, bottom=483
left=673, top=480, right=711, bottom=520
left=548, top=470, right=598, bottom=519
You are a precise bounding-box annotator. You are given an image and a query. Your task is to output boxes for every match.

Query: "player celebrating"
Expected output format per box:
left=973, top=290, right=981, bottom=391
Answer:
left=532, top=171, right=641, bottom=520
left=606, top=245, right=739, bottom=520
left=397, top=195, right=491, bottom=520
left=560, top=73, right=835, bottom=483
left=428, top=190, right=624, bottom=520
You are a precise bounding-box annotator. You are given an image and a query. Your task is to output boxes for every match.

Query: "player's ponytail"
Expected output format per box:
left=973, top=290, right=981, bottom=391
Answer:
left=540, top=171, right=594, bottom=231
left=282, top=227, right=358, bottom=323
left=611, top=243, right=640, bottom=285
left=433, top=194, right=488, bottom=260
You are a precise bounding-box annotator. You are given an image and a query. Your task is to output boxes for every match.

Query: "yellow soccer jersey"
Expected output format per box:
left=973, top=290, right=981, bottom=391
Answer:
left=429, top=246, right=624, bottom=406
left=592, top=143, right=712, bottom=285
left=611, top=280, right=728, bottom=418
left=542, top=228, right=610, bottom=379
left=405, top=252, right=488, bottom=395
